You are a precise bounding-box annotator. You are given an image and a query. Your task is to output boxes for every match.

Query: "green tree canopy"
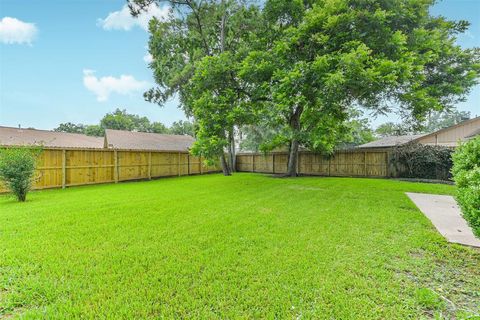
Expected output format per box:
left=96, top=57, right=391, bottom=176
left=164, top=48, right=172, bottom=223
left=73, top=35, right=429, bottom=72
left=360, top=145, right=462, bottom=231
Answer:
left=132, top=0, right=479, bottom=176
left=238, top=0, right=479, bottom=175
left=375, top=122, right=412, bottom=137
left=131, top=0, right=262, bottom=174
left=100, top=108, right=152, bottom=132
left=54, top=122, right=86, bottom=134
left=424, top=110, right=471, bottom=132
left=169, top=120, right=195, bottom=136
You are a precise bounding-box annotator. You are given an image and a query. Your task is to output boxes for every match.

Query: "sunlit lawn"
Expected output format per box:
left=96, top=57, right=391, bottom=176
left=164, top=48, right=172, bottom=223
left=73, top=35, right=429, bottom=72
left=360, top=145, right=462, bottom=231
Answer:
left=1, top=173, right=479, bottom=318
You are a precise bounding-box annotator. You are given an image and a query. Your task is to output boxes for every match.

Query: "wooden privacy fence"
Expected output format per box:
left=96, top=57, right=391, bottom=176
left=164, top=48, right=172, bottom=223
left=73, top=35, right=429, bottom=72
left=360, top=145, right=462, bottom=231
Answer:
left=1, top=148, right=220, bottom=192
left=236, top=150, right=389, bottom=177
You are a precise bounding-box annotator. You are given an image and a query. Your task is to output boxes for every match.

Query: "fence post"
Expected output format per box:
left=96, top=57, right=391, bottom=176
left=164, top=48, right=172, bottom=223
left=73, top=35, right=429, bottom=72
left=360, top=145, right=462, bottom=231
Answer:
left=114, top=150, right=119, bottom=183
left=187, top=153, right=190, bottom=175
left=252, top=154, right=255, bottom=172
left=148, top=152, right=152, bottom=180
left=178, top=152, right=181, bottom=176
left=364, top=151, right=367, bottom=177
left=328, top=157, right=331, bottom=176
left=272, top=153, right=275, bottom=174
left=62, top=149, right=66, bottom=189
left=297, top=152, right=300, bottom=175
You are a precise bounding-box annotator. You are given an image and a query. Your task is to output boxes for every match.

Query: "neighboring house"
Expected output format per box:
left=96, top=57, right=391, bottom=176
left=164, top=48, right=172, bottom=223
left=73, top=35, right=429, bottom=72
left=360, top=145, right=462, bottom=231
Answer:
left=358, top=116, right=480, bottom=149
left=356, top=134, right=427, bottom=150
left=0, top=126, right=104, bottom=149
left=413, top=116, right=480, bottom=147
left=0, top=126, right=195, bottom=152
left=104, top=129, right=195, bottom=152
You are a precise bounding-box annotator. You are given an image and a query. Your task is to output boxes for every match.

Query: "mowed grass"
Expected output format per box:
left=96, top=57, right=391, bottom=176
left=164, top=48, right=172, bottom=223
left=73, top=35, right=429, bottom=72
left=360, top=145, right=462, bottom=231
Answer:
left=1, top=174, right=479, bottom=319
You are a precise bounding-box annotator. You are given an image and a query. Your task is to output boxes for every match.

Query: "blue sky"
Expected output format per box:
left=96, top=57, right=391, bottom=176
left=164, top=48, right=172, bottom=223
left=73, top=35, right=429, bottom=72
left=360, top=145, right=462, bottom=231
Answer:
left=0, top=0, right=479, bottom=130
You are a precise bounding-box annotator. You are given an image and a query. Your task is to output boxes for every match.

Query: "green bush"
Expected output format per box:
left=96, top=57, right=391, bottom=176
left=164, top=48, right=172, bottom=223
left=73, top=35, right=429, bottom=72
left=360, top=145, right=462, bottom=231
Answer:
left=0, top=147, right=42, bottom=202
left=452, top=136, right=480, bottom=237
left=392, top=143, right=453, bottom=180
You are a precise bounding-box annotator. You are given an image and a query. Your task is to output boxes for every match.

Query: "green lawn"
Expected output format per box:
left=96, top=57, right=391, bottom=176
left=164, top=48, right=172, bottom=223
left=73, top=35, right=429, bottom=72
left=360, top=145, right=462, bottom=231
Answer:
left=1, top=174, right=479, bottom=319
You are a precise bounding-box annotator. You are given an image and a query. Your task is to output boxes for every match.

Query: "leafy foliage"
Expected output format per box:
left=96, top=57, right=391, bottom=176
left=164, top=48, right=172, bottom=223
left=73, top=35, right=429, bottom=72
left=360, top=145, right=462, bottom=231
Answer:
left=84, top=125, right=104, bottom=137
left=452, top=136, right=480, bottom=236
left=391, top=143, right=453, bottom=180
left=54, top=109, right=189, bottom=137
left=375, top=109, right=471, bottom=138
left=423, top=110, right=471, bottom=132
left=134, top=0, right=479, bottom=176
left=100, top=109, right=152, bottom=132
left=169, top=120, right=195, bottom=136
left=239, top=125, right=286, bottom=152
left=0, top=147, right=42, bottom=202
left=130, top=0, right=265, bottom=174
left=238, top=0, right=479, bottom=175
left=54, top=122, right=86, bottom=134
left=375, top=122, right=413, bottom=137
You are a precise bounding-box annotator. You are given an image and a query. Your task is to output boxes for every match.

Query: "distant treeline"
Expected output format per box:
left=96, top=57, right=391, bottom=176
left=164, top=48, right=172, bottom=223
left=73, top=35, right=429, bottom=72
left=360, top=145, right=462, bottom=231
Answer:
left=54, top=108, right=195, bottom=137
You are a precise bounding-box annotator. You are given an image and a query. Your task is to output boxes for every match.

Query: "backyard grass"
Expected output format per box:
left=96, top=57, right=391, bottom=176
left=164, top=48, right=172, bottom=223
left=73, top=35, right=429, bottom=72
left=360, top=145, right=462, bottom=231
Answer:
left=1, top=173, right=479, bottom=319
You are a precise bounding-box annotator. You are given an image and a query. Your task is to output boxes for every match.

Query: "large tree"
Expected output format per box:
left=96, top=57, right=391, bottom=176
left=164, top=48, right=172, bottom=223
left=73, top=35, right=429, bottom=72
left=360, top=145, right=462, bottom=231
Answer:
left=54, top=122, right=86, bottom=134
left=375, top=109, right=471, bottom=137
left=132, top=0, right=479, bottom=177
left=100, top=108, right=152, bottom=132
left=240, top=0, right=479, bottom=176
left=54, top=109, right=170, bottom=136
left=375, top=122, right=412, bottom=137
left=129, top=0, right=261, bottom=175
left=169, top=120, right=195, bottom=136
left=424, top=109, right=471, bottom=132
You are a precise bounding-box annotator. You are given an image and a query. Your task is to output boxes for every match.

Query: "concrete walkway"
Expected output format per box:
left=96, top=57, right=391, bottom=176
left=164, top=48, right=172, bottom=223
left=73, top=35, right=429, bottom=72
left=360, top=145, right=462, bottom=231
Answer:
left=406, top=193, right=480, bottom=248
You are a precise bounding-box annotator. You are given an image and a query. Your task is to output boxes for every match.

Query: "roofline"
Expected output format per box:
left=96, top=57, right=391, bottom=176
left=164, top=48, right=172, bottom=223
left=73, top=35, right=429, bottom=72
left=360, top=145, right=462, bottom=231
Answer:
left=355, top=133, right=428, bottom=149
left=411, top=116, right=480, bottom=143
left=0, top=125, right=105, bottom=140
left=0, top=144, right=193, bottom=153
left=105, top=128, right=194, bottom=139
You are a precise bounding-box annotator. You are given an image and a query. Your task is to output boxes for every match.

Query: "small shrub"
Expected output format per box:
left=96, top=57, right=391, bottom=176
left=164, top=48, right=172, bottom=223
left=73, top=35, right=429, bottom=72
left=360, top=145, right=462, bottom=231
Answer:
left=0, top=147, right=42, bottom=202
left=452, top=136, right=480, bottom=236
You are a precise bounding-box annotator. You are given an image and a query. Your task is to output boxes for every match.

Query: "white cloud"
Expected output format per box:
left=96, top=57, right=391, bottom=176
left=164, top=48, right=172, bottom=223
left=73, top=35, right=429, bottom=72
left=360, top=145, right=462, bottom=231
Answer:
left=83, top=69, right=149, bottom=102
left=0, top=17, right=37, bottom=45
left=143, top=52, right=154, bottom=63
left=98, top=3, right=169, bottom=31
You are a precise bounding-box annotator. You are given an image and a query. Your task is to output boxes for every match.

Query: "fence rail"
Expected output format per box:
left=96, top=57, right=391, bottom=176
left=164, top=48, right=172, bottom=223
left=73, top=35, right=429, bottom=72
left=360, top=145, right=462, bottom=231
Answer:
left=236, top=150, right=389, bottom=177
left=1, top=148, right=221, bottom=192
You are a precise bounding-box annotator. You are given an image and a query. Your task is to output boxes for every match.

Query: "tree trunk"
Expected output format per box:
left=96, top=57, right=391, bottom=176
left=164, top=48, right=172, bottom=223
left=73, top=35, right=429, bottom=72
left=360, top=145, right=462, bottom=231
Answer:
left=286, top=106, right=303, bottom=177
left=228, top=128, right=236, bottom=172
left=286, top=138, right=299, bottom=177
left=220, top=153, right=231, bottom=176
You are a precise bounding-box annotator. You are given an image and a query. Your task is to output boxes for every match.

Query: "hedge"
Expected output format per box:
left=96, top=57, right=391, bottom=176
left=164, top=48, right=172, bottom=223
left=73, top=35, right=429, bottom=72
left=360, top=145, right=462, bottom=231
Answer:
left=391, top=143, right=453, bottom=181
left=452, top=136, right=480, bottom=237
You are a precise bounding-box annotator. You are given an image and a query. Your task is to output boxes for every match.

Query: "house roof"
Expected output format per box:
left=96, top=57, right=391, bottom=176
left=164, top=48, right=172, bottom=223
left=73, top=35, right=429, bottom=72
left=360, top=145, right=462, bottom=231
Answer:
left=357, top=134, right=427, bottom=149
left=105, top=129, right=195, bottom=151
left=0, top=126, right=104, bottom=149
left=411, top=116, right=480, bottom=143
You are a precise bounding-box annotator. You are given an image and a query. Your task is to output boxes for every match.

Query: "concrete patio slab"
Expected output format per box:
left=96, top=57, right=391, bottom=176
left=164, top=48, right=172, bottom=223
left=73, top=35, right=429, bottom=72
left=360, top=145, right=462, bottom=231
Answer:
left=406, top=192, right=480, bottom=248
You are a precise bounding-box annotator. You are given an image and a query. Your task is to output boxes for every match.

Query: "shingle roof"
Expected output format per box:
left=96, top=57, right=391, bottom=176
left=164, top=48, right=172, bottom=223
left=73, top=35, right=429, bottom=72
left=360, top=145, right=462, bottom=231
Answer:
left=105, top=129, right=195, bottom=151
left=0, top=126, right=104, bottom=149
left=357, top=134, right=427, bottom=149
